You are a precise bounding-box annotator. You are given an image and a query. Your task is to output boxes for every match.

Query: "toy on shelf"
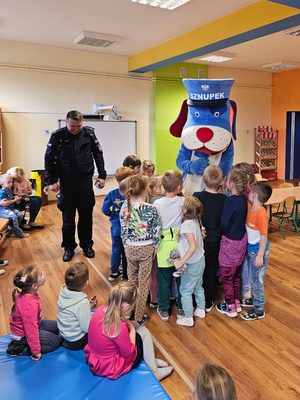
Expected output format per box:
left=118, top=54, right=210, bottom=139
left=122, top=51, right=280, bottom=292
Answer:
left=255, top=126, right=278, bottom=181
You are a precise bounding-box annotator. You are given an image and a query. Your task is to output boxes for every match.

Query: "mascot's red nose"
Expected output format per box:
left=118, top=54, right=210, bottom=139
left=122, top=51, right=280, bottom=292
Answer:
left=196, top=127, right=214, bottom=143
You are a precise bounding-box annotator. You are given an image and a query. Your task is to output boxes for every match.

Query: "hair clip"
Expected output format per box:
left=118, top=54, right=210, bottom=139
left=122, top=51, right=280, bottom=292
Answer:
left=128, top=187, right=132, bottom=191
left=20, top=275, right=27, bottom=283
left=14, top=286, right=22, bottom=293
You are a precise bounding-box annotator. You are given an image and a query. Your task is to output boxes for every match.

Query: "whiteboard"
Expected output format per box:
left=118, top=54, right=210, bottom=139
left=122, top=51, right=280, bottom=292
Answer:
left=59, top=119, right=137, bottom=177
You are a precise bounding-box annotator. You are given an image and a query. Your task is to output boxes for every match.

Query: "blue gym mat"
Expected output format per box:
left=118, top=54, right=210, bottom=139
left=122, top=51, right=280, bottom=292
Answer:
left=0, top=335, right=171, bottom=400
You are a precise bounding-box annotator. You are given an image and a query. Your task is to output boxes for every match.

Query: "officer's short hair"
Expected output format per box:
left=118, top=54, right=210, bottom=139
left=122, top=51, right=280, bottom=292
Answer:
left=66, top=110, right=83, bottom=121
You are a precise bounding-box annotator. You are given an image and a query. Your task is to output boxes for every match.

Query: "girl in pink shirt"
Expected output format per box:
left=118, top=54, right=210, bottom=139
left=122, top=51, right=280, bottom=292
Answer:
left=7, top=265, right=60, bottom=360
left=84, top=281, right=173, bottom=381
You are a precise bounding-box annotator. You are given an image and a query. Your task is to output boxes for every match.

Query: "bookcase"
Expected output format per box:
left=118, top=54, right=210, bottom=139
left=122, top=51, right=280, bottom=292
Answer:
left=255, top=126, right=278, bottom=181
left=0, top=108, right=2, bottom=173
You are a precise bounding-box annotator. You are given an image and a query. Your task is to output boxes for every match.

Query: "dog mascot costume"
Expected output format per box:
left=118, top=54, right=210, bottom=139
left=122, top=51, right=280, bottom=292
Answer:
left=170, top=79, right=237, bottom=195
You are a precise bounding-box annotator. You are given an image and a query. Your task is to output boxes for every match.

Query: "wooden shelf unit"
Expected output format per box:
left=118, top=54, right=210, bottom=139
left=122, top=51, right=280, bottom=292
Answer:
left=0, top=108, right=2, bottom=173
left=255, top=126, right=278, bottom=181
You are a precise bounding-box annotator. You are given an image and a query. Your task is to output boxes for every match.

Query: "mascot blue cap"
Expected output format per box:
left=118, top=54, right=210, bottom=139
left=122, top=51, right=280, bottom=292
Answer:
left=183, top=78, right=234, bottom=107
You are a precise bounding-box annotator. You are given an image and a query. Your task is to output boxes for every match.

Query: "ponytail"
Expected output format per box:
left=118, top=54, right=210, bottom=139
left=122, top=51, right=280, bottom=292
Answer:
left=11, top=265, right=39, bottom=317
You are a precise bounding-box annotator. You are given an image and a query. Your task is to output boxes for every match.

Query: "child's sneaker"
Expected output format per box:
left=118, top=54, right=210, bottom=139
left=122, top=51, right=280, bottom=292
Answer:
left=15, top=233, right=28, bottom=238
left=240, top=308, right=265, bottom=321
left=235, top=300, right=242, bottom=313
left=157, top=307, right=169, bottom=321
left=216, top=302, right=237, bottom=318
left=149, top=301, right=158, bottom=309
left=177, top=308, right=185, bottom=318
left=205, top=302, right=215, bottom=313
left=0, top=269, right=4, bottom=275
left=176, top=316, right=194, bottom=327
left=0, top=260, right=8, bottom=267
left=137, top=314, right=148, bottom=326
left=241, top=297, right=253, bottom=307
left=193, top=308, right=206, bottom=318
left=108, top=271, right=123, bottom=281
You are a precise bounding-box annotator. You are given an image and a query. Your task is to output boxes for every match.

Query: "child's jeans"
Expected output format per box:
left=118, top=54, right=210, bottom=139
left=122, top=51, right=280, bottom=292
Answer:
left=111, top=230, right=122, bottom=274
left=0, top=207, right=24, bottom=237
left=180, top=256, right=205, bottom=318
left=246, top=250, right=269, bottom=313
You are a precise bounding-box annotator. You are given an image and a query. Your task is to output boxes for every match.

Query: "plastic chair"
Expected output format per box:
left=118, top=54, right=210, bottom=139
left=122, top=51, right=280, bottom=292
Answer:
left=279, top=182, right=293, bottom=188
left=269, top=196, right=300, bottom=239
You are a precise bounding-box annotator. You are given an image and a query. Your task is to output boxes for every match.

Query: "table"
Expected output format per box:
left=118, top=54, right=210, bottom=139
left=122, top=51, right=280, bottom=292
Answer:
left=265, top=185, right=300, bottom=224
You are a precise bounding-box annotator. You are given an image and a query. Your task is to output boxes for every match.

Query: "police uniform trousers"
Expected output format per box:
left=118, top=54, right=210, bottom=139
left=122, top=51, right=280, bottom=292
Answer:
left=57, top=175, right=95, bottom=251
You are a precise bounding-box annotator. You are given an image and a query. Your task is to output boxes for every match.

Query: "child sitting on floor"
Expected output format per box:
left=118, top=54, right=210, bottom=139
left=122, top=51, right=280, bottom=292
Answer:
left=57, top=262, right=97, bottom=350
left=84, top=281, right=172, bottom=381
left=7, top=265, right=61, bottom=360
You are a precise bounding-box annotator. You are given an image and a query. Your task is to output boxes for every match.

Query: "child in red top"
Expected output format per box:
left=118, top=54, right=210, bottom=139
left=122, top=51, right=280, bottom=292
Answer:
left=7, top=265, right=60, bottom=360
left=84, top=281, right=172, bottom=381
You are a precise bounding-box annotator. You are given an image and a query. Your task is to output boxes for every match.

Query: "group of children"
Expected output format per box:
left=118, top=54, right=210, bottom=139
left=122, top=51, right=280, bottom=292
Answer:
left=7, top=262, right=237, bottom=399
left=102, top=156, right=272, bottom=327
left=6, top=155, right=272, bottom=396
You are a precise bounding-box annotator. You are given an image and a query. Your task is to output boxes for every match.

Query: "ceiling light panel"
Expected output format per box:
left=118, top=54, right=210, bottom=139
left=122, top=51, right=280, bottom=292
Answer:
left=74, top=32, right=119, bottom=48
left=262, top=61, right=299, bottom=71
left=131, top=0, right=190, bottom=10
left=198, top=52, right=235, bottom=63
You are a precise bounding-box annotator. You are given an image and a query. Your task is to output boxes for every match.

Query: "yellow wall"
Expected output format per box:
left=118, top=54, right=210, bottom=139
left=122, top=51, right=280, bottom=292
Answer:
left=272, top=69, right=300, bottom=179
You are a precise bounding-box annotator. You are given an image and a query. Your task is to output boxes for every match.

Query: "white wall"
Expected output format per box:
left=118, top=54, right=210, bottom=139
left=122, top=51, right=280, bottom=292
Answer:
left=0, top=41, right=153, bottom=198
left=209, top=66, right=273, bottom=166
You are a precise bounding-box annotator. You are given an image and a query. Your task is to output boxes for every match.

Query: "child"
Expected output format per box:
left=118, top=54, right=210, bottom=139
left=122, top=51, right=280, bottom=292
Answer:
left=148, top=175, right=165, bottom=204
left=174, top=196, right=206, bottom=327
left=123, top=155, right=141, bottom=175
left=154, top=170, right=184, bottom=321
left=240, top=182, right=272, bottom=321
left=142, top=160, right=155, bottom=177
left=84, top=281, right=173, bottom=381
left=232, top=162, right=256, bottom=201
left=6, top=166, right=44, bottom=231
left=216, top=169, right=248, bottom=318
left=193, top=166, right=227, bottom=312
left=192, top=363, right=237, bottom=400
left=7, top=265, right=61, bottom=360
left=0, top=174, right=28, bottom=238
left=57, top=262, right=97, bottom=350
left=102, top=167, right=134, bottom=281
left=120, top=174, right=160, bottom=325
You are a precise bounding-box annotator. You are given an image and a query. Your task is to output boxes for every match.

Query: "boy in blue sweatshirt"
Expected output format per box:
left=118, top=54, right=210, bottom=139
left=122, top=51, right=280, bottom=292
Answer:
left=102, top=167, right=134, bottom=281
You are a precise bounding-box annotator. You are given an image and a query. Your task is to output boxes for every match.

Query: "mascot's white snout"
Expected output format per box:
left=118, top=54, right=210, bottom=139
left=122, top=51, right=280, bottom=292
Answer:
left=182, top=125, right=232, bottom=154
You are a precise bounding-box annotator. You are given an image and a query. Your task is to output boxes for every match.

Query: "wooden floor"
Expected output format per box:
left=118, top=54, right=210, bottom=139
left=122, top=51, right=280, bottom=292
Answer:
left=0, top=182, right=300, bottom=400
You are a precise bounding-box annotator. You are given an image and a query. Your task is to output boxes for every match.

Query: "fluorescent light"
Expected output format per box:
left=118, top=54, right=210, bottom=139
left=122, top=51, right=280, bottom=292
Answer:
left=198, top=52, right=235, bottom=63
left=131, top=0, right=190, bottom=10
left=262, top=61, right=299, bottom=71
left=74, top=32, right=119, bottom=48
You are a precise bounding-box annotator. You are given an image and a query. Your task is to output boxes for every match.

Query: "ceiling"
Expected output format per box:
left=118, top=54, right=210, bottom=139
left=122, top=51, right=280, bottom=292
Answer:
left=1, top=0, right=300, bottom=73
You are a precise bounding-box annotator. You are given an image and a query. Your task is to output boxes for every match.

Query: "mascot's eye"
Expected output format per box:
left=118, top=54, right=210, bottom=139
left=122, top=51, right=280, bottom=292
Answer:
left=195, top=112, right=200, bottom=117
left=214, top=112, right=220, bottom=117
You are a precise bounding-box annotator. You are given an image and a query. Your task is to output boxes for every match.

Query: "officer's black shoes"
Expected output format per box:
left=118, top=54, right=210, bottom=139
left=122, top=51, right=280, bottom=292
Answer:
left=83, top=248, right=95, bottom=258
left=63, top=250, right=74, bottom=262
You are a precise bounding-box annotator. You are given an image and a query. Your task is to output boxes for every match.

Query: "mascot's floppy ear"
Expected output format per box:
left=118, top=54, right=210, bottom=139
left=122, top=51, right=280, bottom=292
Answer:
left=170, top=99, right=188, bottom=138
left=230, top=100, right=237, bottom=141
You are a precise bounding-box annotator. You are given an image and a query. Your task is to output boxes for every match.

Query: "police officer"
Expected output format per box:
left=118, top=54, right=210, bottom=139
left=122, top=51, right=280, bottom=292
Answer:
left=45, top=110, right=106, bottom=262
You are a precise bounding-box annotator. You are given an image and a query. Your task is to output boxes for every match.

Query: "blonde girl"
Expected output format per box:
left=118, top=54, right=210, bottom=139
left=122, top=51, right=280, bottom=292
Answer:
left=0, top=174, right=27, bottom=238
left=7, top=265, right=60, bottom=360
left=120, top=174, right=161, bottom=326
left=232, top=162, right=256, bottom=200
left=216, top=169, right=248, bottom=318
left=6, top=166, right=44, bottom=231
left=192, top=363, right=237, bottom=400
left=85, top=281, right=172, bottom=381
left=174, top=196, right=206, bottom=327
left=148, top=175, right=165, bottom=204
left=142, top=160, right=155, bottom=178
